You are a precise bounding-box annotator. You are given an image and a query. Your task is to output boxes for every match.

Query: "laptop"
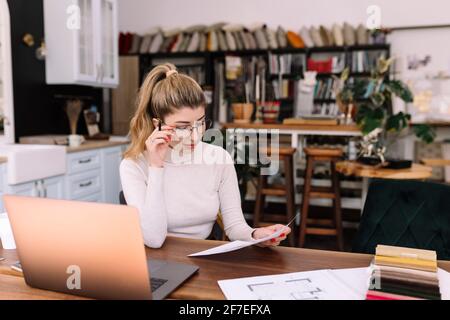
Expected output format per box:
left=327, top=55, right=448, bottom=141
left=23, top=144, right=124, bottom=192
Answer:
left=3, top=195, right=199, bottom=300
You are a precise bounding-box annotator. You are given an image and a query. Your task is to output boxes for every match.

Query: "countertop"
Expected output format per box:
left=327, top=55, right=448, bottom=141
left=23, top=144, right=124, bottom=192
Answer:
left=0, top=139, right=130, bottom=164
left=66, top=140, right=129, bottom=153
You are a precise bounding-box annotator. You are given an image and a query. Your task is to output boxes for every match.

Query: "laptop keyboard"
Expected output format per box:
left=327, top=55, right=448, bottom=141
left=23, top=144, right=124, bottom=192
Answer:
left=150, top=277, right=168, bottom=292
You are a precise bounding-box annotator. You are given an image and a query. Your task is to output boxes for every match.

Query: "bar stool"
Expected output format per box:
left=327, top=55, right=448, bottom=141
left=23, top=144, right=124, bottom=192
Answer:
left=299, top=147, right=344, bottom=251
left=253, top=147, right=297, bottom=247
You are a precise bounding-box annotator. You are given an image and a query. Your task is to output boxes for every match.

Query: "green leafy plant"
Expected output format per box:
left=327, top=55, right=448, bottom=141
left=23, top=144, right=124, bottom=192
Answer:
left=337, top=57, right=435, bottom=144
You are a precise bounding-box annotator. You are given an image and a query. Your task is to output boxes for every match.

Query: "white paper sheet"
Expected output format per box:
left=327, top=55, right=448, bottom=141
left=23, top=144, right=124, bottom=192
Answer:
left=0, top=213, right=16, bottom=250
left=218, top=267, right=450, bottom=300
left=218, top=268, right=369, bottom=300
left=189, top=216, right=296, bottom=257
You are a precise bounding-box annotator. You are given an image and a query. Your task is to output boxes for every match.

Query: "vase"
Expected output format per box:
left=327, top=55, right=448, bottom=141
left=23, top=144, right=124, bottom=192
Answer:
left=232, top=103, right=254, bottom=124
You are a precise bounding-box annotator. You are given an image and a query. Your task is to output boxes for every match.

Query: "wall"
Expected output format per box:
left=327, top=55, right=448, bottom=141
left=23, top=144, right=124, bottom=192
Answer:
left=118, top=0, right=450, bottom=32
left=7, top=0, right=104, bottom=141
left=118, top=0, right=450, bottom=75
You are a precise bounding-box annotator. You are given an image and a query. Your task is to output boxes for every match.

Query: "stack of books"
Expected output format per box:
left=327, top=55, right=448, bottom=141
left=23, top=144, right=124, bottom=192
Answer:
left=367, top=245, right=441, bottom=300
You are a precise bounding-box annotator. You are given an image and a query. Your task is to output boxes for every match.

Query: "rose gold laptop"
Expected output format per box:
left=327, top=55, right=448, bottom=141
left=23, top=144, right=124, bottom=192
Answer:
left=3, top=195, right=198, bottom=300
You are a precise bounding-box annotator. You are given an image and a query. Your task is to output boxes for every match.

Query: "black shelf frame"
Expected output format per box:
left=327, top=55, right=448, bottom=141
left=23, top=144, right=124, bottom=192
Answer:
left=121, top=44, right=390, bottom=60
left=123, top=43, right=390, bottom=122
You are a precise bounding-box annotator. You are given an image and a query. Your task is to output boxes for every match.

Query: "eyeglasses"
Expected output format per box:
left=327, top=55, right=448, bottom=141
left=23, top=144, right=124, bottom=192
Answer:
left=162, top=119, right=212, bottom=138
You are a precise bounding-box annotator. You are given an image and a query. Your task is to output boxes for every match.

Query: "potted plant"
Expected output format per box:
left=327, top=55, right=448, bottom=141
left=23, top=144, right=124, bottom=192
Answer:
left=228, top=79, right=254, bottom=124
left=336, top=57, right=435, bottom=164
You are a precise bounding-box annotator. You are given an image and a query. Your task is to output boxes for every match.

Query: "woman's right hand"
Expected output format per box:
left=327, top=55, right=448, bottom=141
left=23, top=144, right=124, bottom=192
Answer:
left=145, top=125, right=174, bottom=168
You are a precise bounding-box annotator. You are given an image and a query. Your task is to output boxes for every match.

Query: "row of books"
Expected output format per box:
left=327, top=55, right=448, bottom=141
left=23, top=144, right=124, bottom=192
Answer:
left=314, top=78, right=337, bottom=100
left=268, top=53, right=305, bottom=75
left=307, top=53, right=346, bottom=74
left=119, top=23, right=385, bottom=55
left=271, top=80, right=295, bottom=100
left=311, top=103, right=340, bottom=116
left=176, top=66, right=206, bottom=86
left=351, top=50, right=386, bottom=73
left=367, top=245, right=441, bottom=300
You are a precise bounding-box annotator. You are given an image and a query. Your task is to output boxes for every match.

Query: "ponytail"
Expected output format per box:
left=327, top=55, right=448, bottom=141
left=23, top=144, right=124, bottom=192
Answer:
left=124, top=63, right=206, bottom=159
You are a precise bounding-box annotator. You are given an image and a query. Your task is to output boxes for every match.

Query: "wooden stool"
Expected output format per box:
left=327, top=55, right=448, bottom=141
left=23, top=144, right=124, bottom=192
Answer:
left=253, top=147, right=296, bottom=247
left=299, top=147, right=344, bottom=250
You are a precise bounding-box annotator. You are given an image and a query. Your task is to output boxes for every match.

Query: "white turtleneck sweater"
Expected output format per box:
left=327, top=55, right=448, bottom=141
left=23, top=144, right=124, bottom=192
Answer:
left=119, top=142, right=255, bottom=248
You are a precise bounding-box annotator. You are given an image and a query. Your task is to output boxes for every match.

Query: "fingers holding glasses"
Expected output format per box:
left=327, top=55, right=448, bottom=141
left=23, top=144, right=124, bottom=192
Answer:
left=150, top=131, right=173, bottom=144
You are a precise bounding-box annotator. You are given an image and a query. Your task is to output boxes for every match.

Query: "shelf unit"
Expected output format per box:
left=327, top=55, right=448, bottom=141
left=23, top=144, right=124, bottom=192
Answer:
left=120, top=44, right=390, bottom=213
left=122, top=43, right=390, bottom=84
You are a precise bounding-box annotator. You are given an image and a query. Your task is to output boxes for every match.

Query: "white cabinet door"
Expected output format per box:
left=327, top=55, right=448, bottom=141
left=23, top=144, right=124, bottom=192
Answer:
left=76, top=0, right=98, bottom=84
left=42, top=176, right=65, bottom=199
left=97, top=0, right=118, bottom=86
left=0, top=164, right=5, bottom=211
left=101, top=146, right=122, bottom=204
left=44, top=0, right=119, bottom=88
left=0, top=0, right=15, bottom=143
left=77, top=192, right=102, bottom=203
left=6, top=182, right=39, bottom=197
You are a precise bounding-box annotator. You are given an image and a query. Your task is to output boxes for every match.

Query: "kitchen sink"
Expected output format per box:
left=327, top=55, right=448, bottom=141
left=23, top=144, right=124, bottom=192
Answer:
left=0, top=144, right=66, bottom=185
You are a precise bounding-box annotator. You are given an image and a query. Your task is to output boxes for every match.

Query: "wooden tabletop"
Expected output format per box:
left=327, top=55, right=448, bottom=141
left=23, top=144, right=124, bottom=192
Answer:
left=421, top=158, right=450, bottom=167
left=2, top=237, right=450, bottom=300
left=336, top=161, right=433, bottom=180
left=66, top=140, right=129, bottom=153
left=221, top=122, right=360, bottom=132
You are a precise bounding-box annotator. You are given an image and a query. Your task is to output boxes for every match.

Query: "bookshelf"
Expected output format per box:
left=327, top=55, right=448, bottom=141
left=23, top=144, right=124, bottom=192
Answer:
left=120, top=44, right=390, bottom=213
left=121, top=43, right=390, bottom=124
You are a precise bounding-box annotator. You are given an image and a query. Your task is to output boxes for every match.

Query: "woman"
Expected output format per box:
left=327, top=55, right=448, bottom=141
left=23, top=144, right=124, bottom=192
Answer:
left=120, top=63, right=291, bottom=248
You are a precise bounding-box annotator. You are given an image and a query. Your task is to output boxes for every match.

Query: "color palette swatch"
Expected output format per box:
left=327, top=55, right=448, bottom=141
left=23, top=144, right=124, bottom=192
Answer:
left=367, top=245, right=441, bottom=300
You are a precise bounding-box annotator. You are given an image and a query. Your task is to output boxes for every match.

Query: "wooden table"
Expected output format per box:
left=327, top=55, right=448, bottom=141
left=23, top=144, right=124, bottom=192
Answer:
left=222, top=123, right=362, bottom=211
left=336, top=161, right=433, bottom=210
left=421, top=158, right=450, bottom=167
left=221, top=122, right=361, bottom=135
left=5, top=236, right=448, bottom=300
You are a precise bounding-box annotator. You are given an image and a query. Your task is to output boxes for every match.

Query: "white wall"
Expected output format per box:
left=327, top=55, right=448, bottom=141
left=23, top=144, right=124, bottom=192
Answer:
left=118, top=0, right=450, bottom=33
left=118, top=0, right=450, bottom=75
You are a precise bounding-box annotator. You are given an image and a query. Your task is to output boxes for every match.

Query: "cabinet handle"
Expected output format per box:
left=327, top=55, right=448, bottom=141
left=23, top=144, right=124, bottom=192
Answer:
left=79, top=181, right=93, bottom=188
left=42, top=183, right=47, bottom=198
left=78, top=159, right=92, bottom=164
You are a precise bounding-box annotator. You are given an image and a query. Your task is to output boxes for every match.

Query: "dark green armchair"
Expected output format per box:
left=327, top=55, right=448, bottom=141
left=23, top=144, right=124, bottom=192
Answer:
left=352, top=179, right=450, bottom=260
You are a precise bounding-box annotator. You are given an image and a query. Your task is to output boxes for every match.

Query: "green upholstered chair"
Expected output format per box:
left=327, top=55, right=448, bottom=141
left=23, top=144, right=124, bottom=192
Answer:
left=352, top=179, right=450, bottom=260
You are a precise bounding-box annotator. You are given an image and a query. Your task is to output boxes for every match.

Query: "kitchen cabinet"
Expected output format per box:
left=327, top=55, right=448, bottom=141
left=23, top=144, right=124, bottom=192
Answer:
left=5, top=176, right=65, bottom=199
left=65, top=144, right=125, bottom=203
left=0, top=0, right=15, bottom=143
left=1, top=144, right=127, bottom=206
left=41, top=176, right=65, bottom=199
left=0, top=164, right=5, bottom=211
left=100, top=146, right=122, bottom=204
left=65, top=168, right=102, bottom=200
left=43, top=0, right=119, bottom=88
left=65, top=149, right=102, bottom=201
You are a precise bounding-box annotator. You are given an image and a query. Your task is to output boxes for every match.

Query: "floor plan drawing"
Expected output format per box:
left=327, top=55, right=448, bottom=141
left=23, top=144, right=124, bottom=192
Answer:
left=218, top=268, right=371, bottom=300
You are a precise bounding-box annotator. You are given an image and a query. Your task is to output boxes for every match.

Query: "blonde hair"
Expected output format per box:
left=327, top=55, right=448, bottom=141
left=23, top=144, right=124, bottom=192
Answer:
left=124, top=63, right=206, bottom=159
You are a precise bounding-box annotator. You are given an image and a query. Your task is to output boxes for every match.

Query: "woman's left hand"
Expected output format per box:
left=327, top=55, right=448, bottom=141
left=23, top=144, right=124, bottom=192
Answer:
left=252, top=224, right=291, bottom=247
